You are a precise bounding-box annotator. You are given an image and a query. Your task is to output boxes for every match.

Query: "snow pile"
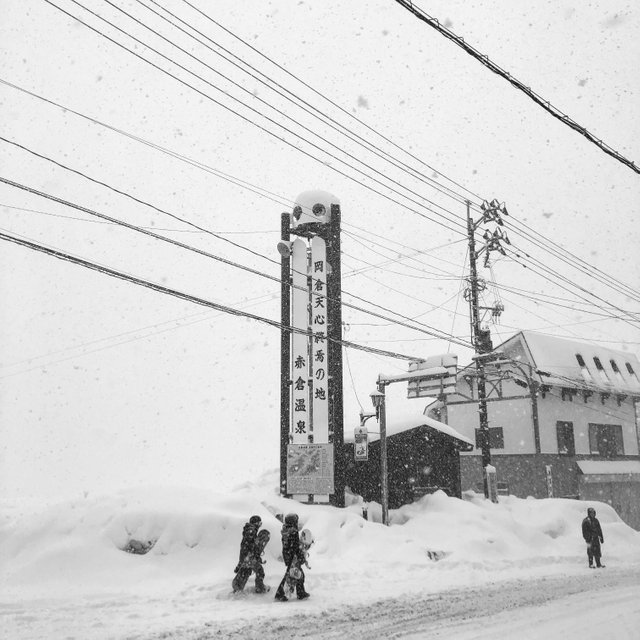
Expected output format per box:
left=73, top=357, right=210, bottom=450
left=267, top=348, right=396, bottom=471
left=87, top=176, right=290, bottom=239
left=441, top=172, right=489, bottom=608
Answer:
left=2, top=470, right=639, bottom=606
left=2, top=472, right=640, bottom=639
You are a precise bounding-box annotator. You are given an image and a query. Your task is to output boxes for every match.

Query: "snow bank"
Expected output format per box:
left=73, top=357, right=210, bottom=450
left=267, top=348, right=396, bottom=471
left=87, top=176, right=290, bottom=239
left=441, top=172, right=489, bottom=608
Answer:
left=1, top=470, right=639, bottom=602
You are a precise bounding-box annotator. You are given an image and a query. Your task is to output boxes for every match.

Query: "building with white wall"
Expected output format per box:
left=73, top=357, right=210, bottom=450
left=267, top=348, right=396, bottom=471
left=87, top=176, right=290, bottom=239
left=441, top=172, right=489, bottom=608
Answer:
left=431, top=331, right=640, bottom=528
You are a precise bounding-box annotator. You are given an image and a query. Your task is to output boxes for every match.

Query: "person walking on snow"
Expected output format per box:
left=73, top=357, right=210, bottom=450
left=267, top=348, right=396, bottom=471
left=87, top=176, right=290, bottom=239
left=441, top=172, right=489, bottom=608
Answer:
left=232, top=515, right=269, bottom=593
left=582, top=507, right=605, bottom=568
left=275, top=513, right=310, bottom=601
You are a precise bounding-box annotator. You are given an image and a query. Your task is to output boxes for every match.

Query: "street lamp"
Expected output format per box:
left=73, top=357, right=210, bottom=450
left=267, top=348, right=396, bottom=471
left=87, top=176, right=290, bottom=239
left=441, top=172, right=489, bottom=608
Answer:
left=370, top=386, right=389, bottom=526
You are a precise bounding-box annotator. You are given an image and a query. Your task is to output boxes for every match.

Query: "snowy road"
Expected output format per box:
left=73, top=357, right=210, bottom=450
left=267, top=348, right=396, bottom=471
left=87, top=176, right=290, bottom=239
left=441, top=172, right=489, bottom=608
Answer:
left=149, top=568, right=640, bottom=640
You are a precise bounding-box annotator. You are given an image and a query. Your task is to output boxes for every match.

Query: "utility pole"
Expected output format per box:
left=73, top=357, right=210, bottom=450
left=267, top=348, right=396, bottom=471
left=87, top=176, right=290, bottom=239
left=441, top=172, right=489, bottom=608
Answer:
left=326, top=204, right=345, bottom=507
left=465, top=199, right=509, bottom=499
left=279, top=212, right=291, bottom=497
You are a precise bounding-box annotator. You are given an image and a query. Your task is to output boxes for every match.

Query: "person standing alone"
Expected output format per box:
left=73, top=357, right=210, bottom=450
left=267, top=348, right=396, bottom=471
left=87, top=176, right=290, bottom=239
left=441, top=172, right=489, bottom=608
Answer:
left=582, top=507, right=605, bottom=568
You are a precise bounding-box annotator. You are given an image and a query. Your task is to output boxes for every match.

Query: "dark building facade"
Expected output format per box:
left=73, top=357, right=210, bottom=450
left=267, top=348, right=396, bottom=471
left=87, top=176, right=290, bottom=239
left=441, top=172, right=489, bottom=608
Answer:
left=345, top=423, right=473, bottom=509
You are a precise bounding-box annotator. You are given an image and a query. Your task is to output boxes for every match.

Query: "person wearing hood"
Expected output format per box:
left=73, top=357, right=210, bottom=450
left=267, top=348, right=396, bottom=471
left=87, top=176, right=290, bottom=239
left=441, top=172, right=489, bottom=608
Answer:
left=274, top=513, right=310, bottom=601
left=232, top=515, right=269, bottom=593
left=581, top=507, right=605, bottom=568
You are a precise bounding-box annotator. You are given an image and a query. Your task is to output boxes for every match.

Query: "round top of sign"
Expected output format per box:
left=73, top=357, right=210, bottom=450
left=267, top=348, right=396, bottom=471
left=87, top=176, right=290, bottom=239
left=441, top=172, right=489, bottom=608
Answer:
left=292, top=190, right=340, bottom=228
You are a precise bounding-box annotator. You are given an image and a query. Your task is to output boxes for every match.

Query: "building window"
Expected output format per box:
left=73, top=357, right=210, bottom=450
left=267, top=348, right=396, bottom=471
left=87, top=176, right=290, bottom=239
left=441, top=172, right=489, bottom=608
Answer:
left=475, top=427, right=504, bottom=449
left=576, top=354, right=593, bottom=382
left=588, top=423, right=624, bottom=457
left=556, top=421, right=575, bottom=456
left=610, top=360, right=624, bottom=385
left=626, top=363, right=639, bottom=384
left=593, top=357, right=609, bottom=384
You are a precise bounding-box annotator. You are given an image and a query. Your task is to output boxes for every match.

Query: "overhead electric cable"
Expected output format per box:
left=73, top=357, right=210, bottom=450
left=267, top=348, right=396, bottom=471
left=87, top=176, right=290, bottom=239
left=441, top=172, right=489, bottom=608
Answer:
left=448, top=245, right=469, bottom=354
left=505, top=245, right=640, bottom=327
left=0, top=292, right=276, bottom=377
left=489, top=282, right=624, bottom=319
left=0, top=229, right=421, bottom=361
left=0, top=135, right=279, bottom=263
left=504, top=217, right=640, bottom=303
left=0, top=175, right=470, bottom=347
left=104, top=0, right=466, bottom=225
left=47, top=0, right=466, bottom=236
left=393, top=0, right=639, bottom=174
left=0, top=134, right=469, bottom=344
left=6, top=76, right=631, bottom=311
left=505, top=242, right=640, bottom=322
left=177, top=0, right=484, bottom=203
left=342, top=229, right=462, bottom=278
left=134, top=0, right=473, bottom=210
left=0, top=78, right=294, bottom=211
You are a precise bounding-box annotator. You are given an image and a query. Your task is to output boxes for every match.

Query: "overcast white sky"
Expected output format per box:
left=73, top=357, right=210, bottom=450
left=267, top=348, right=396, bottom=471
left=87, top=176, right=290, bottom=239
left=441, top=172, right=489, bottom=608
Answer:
left=1, top=0, right=639, bottom=502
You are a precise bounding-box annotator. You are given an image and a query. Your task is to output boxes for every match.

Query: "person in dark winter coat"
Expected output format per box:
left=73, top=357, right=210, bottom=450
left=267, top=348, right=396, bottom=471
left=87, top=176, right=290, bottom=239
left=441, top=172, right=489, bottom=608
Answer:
left=232, top=515, right=269, bottom=593
left=582, top=507, right=605, bottom=568
left=275, top=513, right=310, bottom=601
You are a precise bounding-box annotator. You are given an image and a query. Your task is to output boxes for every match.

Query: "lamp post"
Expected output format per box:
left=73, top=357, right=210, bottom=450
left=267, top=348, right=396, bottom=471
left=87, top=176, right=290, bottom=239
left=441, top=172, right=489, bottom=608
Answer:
left=370, top=385, right=389, bottom=526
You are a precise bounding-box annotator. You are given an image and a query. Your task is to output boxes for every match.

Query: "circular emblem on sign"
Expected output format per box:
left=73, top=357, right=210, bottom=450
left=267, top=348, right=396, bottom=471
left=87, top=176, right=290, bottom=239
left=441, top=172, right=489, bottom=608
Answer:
left=312, top=203, right=326, bottom=217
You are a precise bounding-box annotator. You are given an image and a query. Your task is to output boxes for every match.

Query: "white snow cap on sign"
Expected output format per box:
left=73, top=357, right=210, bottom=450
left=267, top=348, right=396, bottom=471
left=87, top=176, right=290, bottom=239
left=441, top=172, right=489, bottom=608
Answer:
left=293, top=190, right=340, bottom=226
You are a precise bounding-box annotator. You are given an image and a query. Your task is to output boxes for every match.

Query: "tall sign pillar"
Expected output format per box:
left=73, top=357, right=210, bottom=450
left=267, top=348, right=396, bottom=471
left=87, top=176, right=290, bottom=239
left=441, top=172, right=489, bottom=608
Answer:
left=279, top=191, right=344, bottom=507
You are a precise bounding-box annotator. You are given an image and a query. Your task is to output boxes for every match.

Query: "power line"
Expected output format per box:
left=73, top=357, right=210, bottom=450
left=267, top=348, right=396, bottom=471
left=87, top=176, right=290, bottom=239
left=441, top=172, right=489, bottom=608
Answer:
left=6, top=75, right=635, bottom=314
left=491, top=281, right=626, bottom=320
left=393, top=0, right=639, bottom=174
left=505, top=244, right=640, bottom=327
left=8, top=126, right=633, bottom=328
left=0, top=229, right=420, bottom=361
left=0, top=78, right=295, bottom=210
left=177, top=0, right=484, bottom=204
left=134, top=0, right=474, bottom=212
left=0, top=135, right=278, bottom=263
left=7, top=17, right=636, bottom=330
left=505, top=216, right=640, bottom=304
left=1, top=202, right=277, bottom=234
left=342, top=229, right=463, bottom=279
left=0, top=174, right=470, bottom=347
left=0, top=292, right=276, bottom=378
left=47, top=0, right=466, bottom=237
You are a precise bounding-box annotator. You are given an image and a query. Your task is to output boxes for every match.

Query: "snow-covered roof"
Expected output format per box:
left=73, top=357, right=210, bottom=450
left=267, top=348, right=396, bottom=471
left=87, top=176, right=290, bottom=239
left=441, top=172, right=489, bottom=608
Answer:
left=498, top=331, right=640, bottom=395
left=577, top=460, right=640, bottom=475
left=380, top=412, right=474, bottom=449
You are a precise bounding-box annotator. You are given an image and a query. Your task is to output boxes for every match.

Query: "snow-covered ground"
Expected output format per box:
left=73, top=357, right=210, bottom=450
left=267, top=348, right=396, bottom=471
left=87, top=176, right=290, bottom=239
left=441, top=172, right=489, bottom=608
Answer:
left=1, top=470, right=639, bottom=639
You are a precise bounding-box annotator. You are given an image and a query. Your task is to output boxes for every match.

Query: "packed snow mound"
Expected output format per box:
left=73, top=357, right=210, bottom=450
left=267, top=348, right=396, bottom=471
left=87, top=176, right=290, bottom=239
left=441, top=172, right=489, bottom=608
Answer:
left=1, top=471, right=639, bottom=598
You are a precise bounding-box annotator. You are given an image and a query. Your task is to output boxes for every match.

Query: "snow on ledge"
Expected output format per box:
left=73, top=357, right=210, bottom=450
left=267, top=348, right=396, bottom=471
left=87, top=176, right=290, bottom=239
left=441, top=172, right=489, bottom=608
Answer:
left=577, top=460, right=640, bottom=475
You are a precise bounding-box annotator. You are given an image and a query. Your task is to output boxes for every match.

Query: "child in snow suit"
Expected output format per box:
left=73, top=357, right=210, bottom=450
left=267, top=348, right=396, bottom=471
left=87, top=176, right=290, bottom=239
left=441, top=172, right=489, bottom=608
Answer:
left=582, top=507, right=605, bottom=568
left=232, top=515, right=269, bottom=593
left=275, top=513, right=310, bottom=601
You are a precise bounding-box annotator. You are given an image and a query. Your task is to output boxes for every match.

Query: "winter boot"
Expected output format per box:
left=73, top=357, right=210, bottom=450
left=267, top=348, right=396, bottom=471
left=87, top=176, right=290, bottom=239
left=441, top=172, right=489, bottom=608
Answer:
left=254, top=579, right=270, bottom=594
left=275, top=592, right=288, bottom=602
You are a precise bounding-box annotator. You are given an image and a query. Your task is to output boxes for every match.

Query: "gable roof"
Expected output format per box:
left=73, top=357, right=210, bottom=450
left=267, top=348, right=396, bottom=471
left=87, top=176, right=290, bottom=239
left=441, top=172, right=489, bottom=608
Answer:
left=364, top=412, right=474, bottom=450
left=497, top=331, right=640, bottom=396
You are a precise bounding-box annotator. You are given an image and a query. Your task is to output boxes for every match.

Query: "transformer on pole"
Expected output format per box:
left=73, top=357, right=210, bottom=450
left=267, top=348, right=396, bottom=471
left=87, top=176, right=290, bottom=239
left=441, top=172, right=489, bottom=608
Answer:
left=465, top=199, right=509, bottom=501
